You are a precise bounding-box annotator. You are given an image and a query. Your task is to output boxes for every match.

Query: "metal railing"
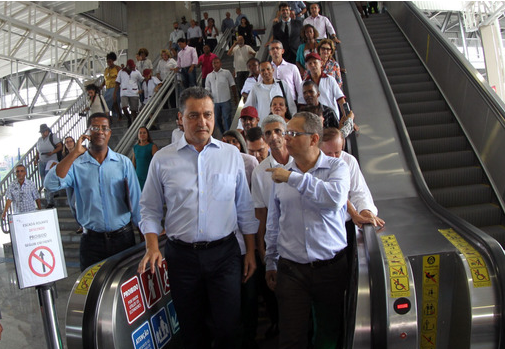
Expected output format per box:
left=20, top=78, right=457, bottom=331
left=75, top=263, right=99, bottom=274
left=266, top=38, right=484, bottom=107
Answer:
left=0, top=79, right=102, bottom=233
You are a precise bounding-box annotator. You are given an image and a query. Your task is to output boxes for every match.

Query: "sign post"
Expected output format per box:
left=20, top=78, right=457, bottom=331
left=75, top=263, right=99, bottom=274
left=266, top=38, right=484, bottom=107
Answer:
left=9, top=208, right=67, bottom=349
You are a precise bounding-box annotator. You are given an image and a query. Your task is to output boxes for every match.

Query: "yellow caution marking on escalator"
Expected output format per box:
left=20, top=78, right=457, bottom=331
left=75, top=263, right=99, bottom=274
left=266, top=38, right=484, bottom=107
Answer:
left=421, top=254, right=440, bottom=349
left=75, top=262, right=104, bottom=295
left=439, top=228, right=491, bottom=287
left=426, top=34, right=431, bottom=63
left=380, top=235, right=410, bottom=297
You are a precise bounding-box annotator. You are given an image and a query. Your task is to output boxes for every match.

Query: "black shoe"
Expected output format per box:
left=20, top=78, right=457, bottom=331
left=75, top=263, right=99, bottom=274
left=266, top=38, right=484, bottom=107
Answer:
left=265, top=323, right=279, bottom=339
left=46, top=204, right=55, bottom=209
left=76, top=227, right=83, bottom=234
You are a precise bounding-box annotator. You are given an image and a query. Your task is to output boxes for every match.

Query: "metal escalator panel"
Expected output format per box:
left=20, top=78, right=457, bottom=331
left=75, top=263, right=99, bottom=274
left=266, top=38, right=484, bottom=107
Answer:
left=363, top=13, right=505, bottom=246
left=66, top=238, right=184, bottom=349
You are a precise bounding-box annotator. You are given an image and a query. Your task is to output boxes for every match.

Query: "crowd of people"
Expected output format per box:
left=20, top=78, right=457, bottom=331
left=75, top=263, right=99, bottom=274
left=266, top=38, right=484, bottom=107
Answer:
left=1, top=2, right=385, bottom=348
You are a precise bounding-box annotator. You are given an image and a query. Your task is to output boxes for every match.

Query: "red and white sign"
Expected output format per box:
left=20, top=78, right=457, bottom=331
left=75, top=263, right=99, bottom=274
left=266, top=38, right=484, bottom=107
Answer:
left=140, top=268, right=162, bottom=308
left=29, top=246, right=56, bottom=277
left=160, top=259, right=171, bottom=295
left=121, top=276, right=146, bottom=324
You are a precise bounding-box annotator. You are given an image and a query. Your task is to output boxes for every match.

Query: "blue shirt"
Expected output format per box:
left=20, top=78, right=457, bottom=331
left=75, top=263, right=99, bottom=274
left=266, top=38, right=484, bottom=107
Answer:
left=265, top=151, right=350, bottom=271
left=139, top=136, right=259, bottom=243
left=44, top=148, right=141, bottom=232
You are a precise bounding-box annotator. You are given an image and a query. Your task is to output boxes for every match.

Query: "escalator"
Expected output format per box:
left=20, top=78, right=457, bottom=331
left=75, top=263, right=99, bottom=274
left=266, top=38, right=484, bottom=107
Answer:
left=364, top=13, right=505, bottom=247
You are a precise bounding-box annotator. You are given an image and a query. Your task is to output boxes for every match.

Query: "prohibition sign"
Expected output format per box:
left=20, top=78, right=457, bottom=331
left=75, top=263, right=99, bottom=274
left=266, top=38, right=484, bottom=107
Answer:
left=29, top=246, right=56, bottom=277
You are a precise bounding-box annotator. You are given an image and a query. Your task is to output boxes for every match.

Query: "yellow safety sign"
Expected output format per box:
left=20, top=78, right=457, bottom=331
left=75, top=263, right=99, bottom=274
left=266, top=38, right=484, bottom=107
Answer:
left=74, top=262, right=104, bottom=295
left=439, top=228, right=492, bottom=288
left=421, top=254, right=440, bottom=349
left=380, top=235, right=410, bottom=297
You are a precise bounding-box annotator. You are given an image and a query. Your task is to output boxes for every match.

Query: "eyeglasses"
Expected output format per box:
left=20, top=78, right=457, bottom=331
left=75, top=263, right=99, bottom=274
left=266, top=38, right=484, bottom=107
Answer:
left=89, top=126, right=111, bottom=133
left=264, top=129, right=284, bottom=137
left=284, top=130, right=313, bottom=137
left=269, top=47, right=282, bottom=51
left=320, top=47, right=332, bottom=51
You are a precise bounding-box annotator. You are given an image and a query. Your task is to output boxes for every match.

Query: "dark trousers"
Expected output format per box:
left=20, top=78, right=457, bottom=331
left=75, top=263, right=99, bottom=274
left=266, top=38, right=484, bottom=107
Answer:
left=165, top=236, right=242, bottom=349
left=276, top=254, right=348, bottom=349
left=241, top=256, right=258, bottom=348
left=180, top=67, right=197, bottom=88
left=79, top=224, right=135, bottom=271
left=235, top=71, right=249, bottom=97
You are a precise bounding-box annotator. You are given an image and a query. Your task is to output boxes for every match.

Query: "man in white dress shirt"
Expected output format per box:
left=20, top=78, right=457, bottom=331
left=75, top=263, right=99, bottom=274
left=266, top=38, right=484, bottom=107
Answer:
left=303, top=3, right=341, bottom=42
left=205, top=57, right=238, bottom=134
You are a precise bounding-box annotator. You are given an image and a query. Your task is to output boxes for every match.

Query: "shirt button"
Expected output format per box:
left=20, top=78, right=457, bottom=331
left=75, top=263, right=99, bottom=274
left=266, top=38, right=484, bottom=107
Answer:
left=305, top=227, right=309, bottom=230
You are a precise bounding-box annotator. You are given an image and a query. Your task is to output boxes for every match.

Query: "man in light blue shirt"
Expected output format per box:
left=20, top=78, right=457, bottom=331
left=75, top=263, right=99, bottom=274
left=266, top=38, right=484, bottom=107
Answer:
left=264, top=111, right=350, bottom=349
left=44, top=113, right=141, bottom=271
left=138, top=87, right=258, bottom=349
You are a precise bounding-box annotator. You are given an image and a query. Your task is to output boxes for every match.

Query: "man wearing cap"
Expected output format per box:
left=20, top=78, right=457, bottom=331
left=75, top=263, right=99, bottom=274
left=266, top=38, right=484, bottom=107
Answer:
left=45, top=112, right=141, bottom=271
left=35, top=124, right=62, bottom=208
left=205, top=57, right=238, bottom=134
left=169, top=21, right=186, bottom=52
left=265, top=111, right=350, bottom=348
left=141, top=69, right=162, bottom=105
left=227, top=36, right=256, bottom=95
left=114, top=59, right=144, bottom=127
left=304, top=52, right=346, bottom=119
left=2, top=164, right=41, bottom=221
left=177, top=38, right=198, bottom=88
left=238, top=106, right=259, bottom=139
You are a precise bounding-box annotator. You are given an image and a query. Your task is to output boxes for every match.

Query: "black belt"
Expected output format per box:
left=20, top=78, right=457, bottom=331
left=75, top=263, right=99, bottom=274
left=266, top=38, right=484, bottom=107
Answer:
left=169, top=233, right=235, bottom=250
left=82, top=223, right=132, bottom=239
left=282, top=248, right=347, bottom=268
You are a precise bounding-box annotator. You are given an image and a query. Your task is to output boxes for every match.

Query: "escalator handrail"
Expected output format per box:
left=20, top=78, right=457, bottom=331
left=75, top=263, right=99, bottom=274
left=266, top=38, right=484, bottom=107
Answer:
left=355, top=4, right=505, bottom=348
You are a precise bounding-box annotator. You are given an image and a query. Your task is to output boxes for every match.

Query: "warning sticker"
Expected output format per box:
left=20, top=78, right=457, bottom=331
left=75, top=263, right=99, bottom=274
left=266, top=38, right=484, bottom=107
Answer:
left=74, top=262, right=104, bottom=295
left=421, top=254, right=440, bottom=349
left=439, top=228, right=492, bottom=287
left=390, top=277, right=410, bottom=296
left=121, top=275, right=146, bottom=324
left=380, top=235, right=410, bottom=298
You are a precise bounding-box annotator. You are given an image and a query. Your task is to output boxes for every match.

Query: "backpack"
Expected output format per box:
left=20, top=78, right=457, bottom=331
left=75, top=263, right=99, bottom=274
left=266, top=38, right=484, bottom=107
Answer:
left=49, top=133, right=63, bottom=161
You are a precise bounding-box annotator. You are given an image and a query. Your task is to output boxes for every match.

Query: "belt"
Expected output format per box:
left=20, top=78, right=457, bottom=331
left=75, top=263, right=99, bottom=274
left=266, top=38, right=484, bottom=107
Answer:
left=82, top=223, right=132, bottom=239
left=282, top=248, right=347, bottom=268
left=169, top=233, right=235, bottom=250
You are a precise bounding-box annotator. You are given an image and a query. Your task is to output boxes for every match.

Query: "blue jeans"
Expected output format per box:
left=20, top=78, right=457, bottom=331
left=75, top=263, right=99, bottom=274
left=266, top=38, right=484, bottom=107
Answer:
left=180, top=67, right=196, bottom=88
left=214, top=100, right=232, bottom=134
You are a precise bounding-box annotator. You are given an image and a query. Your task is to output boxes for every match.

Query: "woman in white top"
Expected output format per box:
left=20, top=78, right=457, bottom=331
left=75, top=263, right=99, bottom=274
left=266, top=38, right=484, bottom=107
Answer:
left=156, top=49, right=177, bottom=81
left=204, top=18, right=219, bottom=52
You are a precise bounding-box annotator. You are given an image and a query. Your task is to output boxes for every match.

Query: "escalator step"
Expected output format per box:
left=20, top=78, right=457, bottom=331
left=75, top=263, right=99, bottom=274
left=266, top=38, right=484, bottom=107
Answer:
left=423, top=166, right=483, bottom=188
left=417, top=150, right=476, bottom=171
left=407, top=123, right=461, bottom=140
left=432, top=184, right=493, bottom=207
left=384, top=65, right=426, bottom=76
left=396, top=90, right=442, bottom=104
left=448, top=203, right=502, bottom=228
left=374, top=41, right=410, bottom=50
left=376, top=47, right=413, bottom=56
left=382, top=59, right=423, bottom=69
left=369, top=34, right=406, bottom=44
left=412, top=136, right=468, bottom=155
left=391, top=81, right=437, bottom=94
left=402, top=111, right=454, bottom=127
left=388, top=73, right=431, bottom=84
left=479, top=225, right=505, bottom=248
left=398, top=100, right=447, bottom=114
left=379, top=52, right=418, bottom=62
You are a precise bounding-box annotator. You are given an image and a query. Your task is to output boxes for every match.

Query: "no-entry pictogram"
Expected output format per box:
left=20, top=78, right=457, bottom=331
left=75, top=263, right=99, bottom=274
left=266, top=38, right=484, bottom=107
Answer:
left=29, top=246, right=55, bottom=277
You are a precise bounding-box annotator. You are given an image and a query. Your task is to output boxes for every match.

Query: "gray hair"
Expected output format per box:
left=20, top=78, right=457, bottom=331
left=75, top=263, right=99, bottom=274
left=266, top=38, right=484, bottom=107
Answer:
left=269, top=40, right=284, bottom=50
left=292, top=111, right=323, bottom=142
left=261, top=114, right=287, bottom=133
left=179, top=87, right=213, bottom=113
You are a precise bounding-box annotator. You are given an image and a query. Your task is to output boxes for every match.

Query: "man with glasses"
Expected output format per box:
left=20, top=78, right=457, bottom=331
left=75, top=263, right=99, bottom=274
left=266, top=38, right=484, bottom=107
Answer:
left=138, top=87, right=258, bottom=349
left=264, top=111, right=350, bottom=349
left=2, top=164, right=41, bottom=221
left=44, top=112, right=141, bottom=271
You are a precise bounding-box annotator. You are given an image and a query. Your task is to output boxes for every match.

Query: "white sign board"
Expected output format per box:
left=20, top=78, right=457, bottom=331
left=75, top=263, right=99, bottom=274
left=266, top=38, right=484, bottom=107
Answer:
left=9, top=208, right=67, bottom=289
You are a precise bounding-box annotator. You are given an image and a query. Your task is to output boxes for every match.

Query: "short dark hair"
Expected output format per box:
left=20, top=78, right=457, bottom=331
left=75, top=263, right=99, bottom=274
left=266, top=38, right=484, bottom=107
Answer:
left=15, top=164, right=26, bottom=170
left=86, top=84, right=100, bottom=94
left=106, top=52, right=117, bottom=61
left=177, top=38, right=187, bottom=44
left=322, top=127, right=344, bottom=143
left=279, top=2, right=290, bottom=10
left=247, top=57, right=260, bottom=66
left=137, top=48, right=149, bottom=56
left=246, top=127, right=264, bottom=143
left=303, top=80, right=319, bottom=92
left=179, top=87, right=213, bottom=113
left=87, top=112, right=111, bottom=127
